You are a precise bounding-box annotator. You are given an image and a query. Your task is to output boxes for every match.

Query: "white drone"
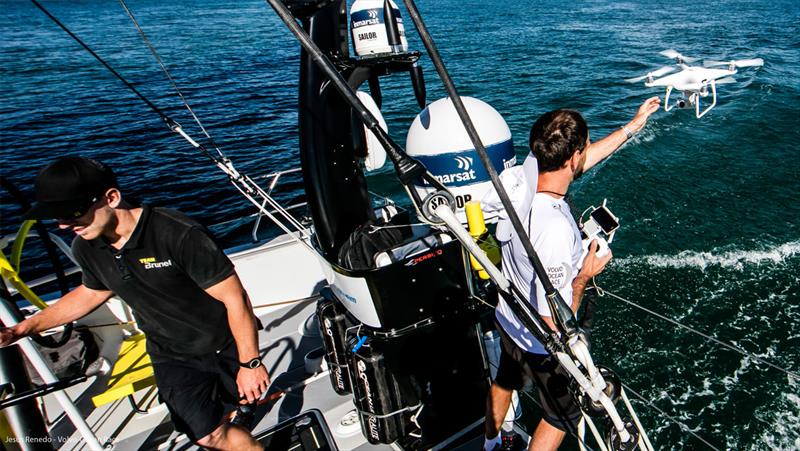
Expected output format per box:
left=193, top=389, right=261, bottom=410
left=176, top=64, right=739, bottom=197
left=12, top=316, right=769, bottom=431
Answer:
left=626, top=49, right=764, bottom=118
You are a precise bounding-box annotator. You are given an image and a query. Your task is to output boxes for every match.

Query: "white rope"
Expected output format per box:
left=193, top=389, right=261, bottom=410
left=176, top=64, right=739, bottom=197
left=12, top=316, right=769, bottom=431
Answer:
left=620, top=388, right=654, bottom=451
left=581, top=415, right=608, bottom=451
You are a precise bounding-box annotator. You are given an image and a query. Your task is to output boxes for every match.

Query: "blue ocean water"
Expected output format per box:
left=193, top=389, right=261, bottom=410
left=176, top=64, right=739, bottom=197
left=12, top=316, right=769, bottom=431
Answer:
left=1, top=0, right=799, bottom=449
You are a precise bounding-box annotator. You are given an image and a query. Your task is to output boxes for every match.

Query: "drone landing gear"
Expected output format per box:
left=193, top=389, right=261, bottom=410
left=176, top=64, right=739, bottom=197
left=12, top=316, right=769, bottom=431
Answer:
left=663, top=85, right=678, bottom=112
left=663, top=81, right=718, bottom=118
left=664, top=86, right=690, bottom=112
left=695, top=79, right=717, bottom=118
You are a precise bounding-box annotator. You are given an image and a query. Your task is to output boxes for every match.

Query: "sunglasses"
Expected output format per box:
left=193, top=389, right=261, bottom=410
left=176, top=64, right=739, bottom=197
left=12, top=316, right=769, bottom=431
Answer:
left=55, top=196, right=101, bottom=222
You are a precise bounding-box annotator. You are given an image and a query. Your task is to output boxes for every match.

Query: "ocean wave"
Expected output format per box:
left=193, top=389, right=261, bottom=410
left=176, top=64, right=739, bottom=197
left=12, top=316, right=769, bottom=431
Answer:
left=617, top=240, right=800, bottom=271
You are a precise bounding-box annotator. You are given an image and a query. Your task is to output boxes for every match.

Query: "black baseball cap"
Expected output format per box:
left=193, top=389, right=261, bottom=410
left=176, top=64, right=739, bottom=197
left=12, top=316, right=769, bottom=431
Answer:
left=24, top=157, right=118, bottom=220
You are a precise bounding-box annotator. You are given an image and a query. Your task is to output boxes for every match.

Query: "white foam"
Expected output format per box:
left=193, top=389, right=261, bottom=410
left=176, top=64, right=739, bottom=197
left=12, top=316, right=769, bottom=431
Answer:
left=617, top=240, right=800, bottom=271
left=757, top=390, right=800, bottom=450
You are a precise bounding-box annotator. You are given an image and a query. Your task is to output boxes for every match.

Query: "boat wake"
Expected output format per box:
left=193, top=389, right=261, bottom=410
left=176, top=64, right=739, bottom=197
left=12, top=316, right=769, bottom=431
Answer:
left=615, top=240, right=800, bottom=271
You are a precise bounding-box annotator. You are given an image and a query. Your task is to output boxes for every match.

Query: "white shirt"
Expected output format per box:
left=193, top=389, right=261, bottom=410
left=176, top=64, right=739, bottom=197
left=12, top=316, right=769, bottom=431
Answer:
left=494, top=193, right=583, bottom=354
left=481, top=153, right=538, bottom=240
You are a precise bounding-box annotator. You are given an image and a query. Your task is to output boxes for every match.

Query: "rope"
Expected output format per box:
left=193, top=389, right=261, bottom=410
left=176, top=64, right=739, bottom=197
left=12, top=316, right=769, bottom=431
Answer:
left=367, top=222, right=429, bottom=231
left=251, top=297, right=316, bottom=309
left=597, top=288, right=799, bottom=380
left=622, top=384, right=721, bottom=451
left=74, top=321, right=136, bottom=330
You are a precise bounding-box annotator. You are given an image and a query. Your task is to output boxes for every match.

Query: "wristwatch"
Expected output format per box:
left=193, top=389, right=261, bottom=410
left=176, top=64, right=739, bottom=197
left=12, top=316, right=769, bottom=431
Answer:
left=239, top=357, right=263, bottom=369
left=621, top=125, right=634, bottom=140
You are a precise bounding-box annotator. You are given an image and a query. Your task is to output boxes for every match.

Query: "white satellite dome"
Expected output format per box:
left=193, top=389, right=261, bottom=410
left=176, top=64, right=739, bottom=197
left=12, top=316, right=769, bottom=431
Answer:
left=406, top=96, right=517, bottom=223
left=350, top=0, right=408, bottom=57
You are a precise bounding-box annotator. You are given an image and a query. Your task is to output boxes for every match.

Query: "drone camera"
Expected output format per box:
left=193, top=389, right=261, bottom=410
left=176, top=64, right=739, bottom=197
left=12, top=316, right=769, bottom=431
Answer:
left=675, top=99, right=687, bottom=108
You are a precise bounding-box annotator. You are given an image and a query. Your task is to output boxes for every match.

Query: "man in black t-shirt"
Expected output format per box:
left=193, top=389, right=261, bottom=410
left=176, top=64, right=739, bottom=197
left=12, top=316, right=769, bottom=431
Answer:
left=0, top=157, right=268, bottom=451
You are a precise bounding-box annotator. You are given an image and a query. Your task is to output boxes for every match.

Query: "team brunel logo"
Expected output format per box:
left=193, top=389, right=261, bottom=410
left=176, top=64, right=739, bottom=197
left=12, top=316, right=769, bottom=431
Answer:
left=139, top=257, right=173, bottom=270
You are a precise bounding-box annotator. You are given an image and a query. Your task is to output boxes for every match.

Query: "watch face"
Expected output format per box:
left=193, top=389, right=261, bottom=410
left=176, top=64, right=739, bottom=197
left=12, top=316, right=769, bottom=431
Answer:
left=241, top=358, right=261, bottom=368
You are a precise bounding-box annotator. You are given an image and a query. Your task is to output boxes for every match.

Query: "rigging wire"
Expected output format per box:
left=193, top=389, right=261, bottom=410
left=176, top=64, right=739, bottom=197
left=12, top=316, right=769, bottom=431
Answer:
left=622, top=383, right=721, bottom=451
left=29, top=0, right=222, bottom=166
left=31, top=0, right=315, bottom=245
left=30, top=1, right=172, bottom=131
left=595, top=287, right=799, bottom=380
left=115, top=0, right=315, bottom=239
left=116, top=0, right=224, bottom=159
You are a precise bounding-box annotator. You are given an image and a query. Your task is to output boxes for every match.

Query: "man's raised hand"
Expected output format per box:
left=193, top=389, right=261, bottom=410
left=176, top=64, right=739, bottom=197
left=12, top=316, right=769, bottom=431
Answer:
left=627, top=96, right=661, bottom=134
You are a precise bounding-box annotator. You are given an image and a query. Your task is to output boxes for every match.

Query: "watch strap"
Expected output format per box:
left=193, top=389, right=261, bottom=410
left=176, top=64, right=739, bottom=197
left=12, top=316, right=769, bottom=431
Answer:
left=239, top=357, right=263, bottom=369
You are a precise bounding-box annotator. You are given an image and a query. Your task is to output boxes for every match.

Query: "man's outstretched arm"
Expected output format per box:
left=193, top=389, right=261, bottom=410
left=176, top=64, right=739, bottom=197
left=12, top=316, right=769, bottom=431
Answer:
left=583, top=96, right=661, bottom=172
left=0, top=285, right=113, bottom=346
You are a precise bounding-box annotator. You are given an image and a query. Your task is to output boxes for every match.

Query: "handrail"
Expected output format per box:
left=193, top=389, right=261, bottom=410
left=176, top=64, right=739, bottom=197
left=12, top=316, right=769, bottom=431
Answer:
left=250, top=168, right=306, bottom=242
left=242, top=167, right=397, bottom=243
left=0, top=300, right=105, bottom=451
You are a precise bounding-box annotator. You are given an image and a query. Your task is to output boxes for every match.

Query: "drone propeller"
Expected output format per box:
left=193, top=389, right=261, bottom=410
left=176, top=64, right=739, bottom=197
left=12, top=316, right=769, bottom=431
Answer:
left=660, top=49, right=699, bottom=64
left=713, top=77, right=737, bottom=84
left=704, top=58, right=764, bottom=68
left=624, top=66, right=675, bottom=83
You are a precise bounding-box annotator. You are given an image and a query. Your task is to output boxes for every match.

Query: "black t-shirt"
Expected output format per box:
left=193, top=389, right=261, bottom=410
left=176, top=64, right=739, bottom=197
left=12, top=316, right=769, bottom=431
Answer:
left=72, top=205, right=234, bottom=361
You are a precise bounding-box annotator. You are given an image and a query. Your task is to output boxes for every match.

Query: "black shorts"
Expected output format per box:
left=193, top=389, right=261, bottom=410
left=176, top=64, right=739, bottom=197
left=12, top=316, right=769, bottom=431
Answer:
left=494, top=325, right=582, bottom=432
left=151, top=340, right=240, bottom=442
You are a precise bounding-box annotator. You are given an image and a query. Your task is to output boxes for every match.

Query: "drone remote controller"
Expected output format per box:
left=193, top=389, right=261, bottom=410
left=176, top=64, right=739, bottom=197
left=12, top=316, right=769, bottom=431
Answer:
left=581, top=236, right=610, bottom=263
left=579, top=200, right=619, bottom=265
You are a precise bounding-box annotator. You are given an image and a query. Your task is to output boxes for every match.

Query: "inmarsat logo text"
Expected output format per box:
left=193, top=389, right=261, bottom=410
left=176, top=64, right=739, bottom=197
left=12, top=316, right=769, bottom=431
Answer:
left=353, top=10, right=380, bottom=28
left=138, top=257, right=173, bottom=270
left=432, top=155, right=477, bottom=184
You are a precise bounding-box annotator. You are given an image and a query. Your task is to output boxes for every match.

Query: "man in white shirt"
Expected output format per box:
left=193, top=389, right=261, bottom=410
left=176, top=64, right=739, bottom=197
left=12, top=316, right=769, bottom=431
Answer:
left=484, top=96, right=660, bottom=451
